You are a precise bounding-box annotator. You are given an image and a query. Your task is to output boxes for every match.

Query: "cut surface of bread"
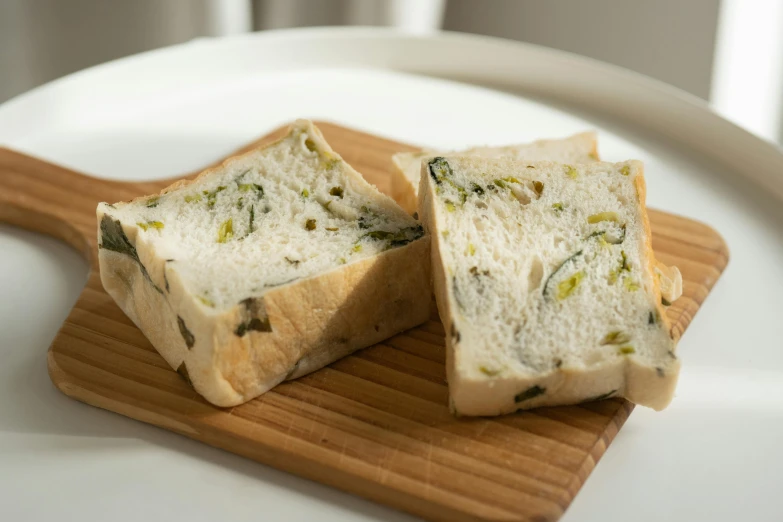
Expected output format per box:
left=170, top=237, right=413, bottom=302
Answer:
left=419, top=156, right=679, bottom=416
left=391, top=132, right=598, bottom=214
left=96, top=120, right=431, bottom=407
left=392, top=132, right=683, bottom=305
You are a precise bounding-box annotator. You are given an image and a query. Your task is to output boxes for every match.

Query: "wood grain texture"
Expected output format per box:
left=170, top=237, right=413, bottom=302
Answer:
left=0, top=122, right=728, bottom=522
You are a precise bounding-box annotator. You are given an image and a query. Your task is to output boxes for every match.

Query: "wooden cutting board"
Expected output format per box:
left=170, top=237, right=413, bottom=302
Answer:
left=0, top=122, right=728, bottom=522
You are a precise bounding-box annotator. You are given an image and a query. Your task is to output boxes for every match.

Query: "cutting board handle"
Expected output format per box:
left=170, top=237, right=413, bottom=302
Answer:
left=0, top=129, right=290, bottom=267
left=0, top=147, right=128, bottom=266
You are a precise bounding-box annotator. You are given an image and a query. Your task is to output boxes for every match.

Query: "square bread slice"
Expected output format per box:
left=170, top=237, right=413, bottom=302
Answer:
left=419, top=156, right=680, bottom=416
left=96, top=120, right=432, bottom=407
left=391, top=132, right=599, bottom=214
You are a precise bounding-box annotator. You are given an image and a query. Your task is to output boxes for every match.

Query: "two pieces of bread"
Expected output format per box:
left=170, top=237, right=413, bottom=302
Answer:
left=97, top=121, right=681, bottom=414
left=417, top=157, right=680, bottom=415
left=97, top=120, right=431, bottom=407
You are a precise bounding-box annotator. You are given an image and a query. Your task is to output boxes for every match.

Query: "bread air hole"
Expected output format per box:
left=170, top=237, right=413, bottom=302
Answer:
left=528, top=256, right=544, bottom=291
left=511, top=185, right=531, bottom=205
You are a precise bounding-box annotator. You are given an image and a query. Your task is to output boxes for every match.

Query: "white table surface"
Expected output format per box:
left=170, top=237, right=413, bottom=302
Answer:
left=1, top=29, right=782, bottom=522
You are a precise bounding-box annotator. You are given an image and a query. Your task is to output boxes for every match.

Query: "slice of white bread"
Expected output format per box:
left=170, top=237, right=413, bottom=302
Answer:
left=392, top=133, right=683, bottom=306
left=96, top=120, right=432, bottom=407
left=391, top=132, right=599, bottom=215
left=419, top=156, right=680, bottom=415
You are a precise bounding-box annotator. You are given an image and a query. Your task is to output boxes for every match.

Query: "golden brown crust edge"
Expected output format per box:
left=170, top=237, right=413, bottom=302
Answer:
left=633, top=167, right=674, bottom=338
left=625, top=165, right=680, bottom=410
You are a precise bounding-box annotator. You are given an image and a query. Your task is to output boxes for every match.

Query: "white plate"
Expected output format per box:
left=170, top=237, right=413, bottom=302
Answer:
left=0, top=28, right=781, bottom=522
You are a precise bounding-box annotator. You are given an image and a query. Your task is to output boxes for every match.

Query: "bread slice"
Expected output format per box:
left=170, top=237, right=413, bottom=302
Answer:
left=418, top=156, right=680, bottom=415
left=392, top=133, right=683, bottom=305
left=391, top=132, right=599, bottom=215
left=96, top=120, right=432, bottom=407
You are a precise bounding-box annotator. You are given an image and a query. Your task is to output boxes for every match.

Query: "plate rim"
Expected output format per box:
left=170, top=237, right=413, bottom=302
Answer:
left=0, top=27, right=781, bottom=202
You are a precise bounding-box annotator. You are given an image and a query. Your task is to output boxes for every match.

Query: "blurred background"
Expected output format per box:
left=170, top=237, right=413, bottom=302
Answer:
left=1, top=0, right=780, bottom=143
